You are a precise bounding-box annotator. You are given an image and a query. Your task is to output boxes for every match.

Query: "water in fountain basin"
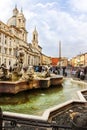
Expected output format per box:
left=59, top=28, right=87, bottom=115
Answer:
left=0, top=79, right=87, bottom=116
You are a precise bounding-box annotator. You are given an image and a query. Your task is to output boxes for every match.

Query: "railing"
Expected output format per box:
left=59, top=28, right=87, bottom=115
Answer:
left=3, top=107, right=87, bottom=130
left=2, top=117, right=72, bottom=130
left=0, top=109, right=72, bottom=130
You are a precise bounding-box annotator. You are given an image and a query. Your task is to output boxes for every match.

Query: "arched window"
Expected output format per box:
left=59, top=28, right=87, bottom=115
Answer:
left=33, top=34, right=35, bottom=40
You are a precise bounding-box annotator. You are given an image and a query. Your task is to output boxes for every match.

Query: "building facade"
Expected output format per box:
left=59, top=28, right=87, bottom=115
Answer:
left=70, top=53, right=87, bottom=67
left=0, top=6, right=42, bottom=69
left=41, top=53, right=51, bottom=65
left=51, top=57, right=59, bottom=66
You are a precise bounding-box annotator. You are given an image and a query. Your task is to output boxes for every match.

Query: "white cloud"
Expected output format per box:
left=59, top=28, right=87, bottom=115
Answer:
left=68, top=0, right=87, bottom=12
left=0, top=0, right=13, bottom=22
left=0, top=0, right=87, bottom=58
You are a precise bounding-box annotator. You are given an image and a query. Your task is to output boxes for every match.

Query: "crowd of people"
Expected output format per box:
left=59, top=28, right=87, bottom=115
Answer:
left=34, top=65, right=61, bottom=74
left=71, top=66, right=87, bottom=80
left=0, top=62, right=87, bottom=81
left=34, top=65, right=87, bottom=81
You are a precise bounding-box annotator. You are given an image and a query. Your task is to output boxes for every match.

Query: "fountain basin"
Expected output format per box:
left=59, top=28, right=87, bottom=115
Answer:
left=0, top=75, right=63, bottom=94
left=2, top=100, right=87, bottom=130
left=1, top=79, right=87, bottom=129
left=1, top=78, right=87, bottom=115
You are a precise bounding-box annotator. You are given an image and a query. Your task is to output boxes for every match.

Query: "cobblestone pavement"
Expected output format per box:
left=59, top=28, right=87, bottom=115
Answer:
left=65, top=68, right=87, bottom=82
left=71, top=76, right=87, bottom=83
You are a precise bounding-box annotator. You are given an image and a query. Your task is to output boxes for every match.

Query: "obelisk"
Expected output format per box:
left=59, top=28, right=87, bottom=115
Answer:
left=59, top=40, right=61, bottom=67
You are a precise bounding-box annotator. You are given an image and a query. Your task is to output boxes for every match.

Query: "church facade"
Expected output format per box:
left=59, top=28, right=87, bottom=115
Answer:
left=0, top=6, right=42, bottom=68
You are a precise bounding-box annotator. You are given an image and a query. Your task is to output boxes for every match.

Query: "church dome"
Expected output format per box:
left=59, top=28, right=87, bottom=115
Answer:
left=7, top=7, right=26, bottom=28
left=7, top=16, right=16, bottom=26
left=7, top=6, right=19, bottom=26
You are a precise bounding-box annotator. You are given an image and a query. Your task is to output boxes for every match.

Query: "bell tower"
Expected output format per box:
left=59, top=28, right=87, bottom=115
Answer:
left=16, top=8, right=26, bottom=29
left=16, top=8, right=27, bottom=42
left=13, top=5, right=19, bottom=16
left=32, top=27, right=38, bottom=47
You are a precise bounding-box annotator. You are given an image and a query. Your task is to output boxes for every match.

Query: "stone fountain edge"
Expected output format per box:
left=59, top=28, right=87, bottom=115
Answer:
left=2, top=78, right=87, bottom=122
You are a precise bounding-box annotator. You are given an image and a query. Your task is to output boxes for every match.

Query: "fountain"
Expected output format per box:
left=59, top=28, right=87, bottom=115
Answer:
left=0, top=63, right=12, bottom=81
left=0, top=78, right=87, bottom=129
left=0, top=49, right=87, bottom=129
left=0, top=47, right=63, bottom=94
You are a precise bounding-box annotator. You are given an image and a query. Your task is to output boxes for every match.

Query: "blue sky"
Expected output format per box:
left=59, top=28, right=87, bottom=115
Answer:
left=0, top=0, right=87, bottom=58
